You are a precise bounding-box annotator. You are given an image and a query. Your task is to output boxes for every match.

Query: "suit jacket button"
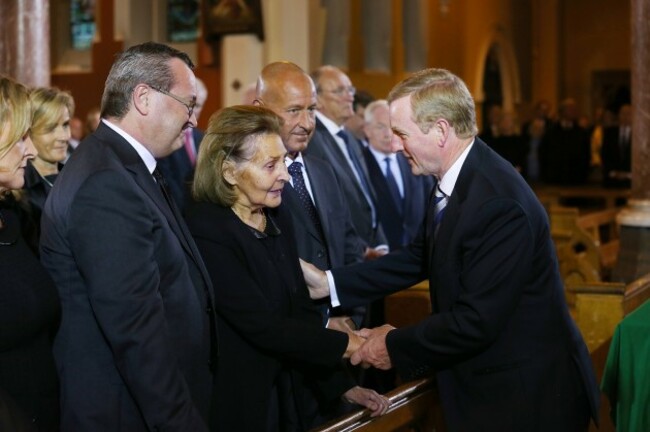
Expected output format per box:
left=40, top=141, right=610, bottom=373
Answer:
left=206, top=306, right=213, bottom=314
left=317, top=251, right=324, bottom=258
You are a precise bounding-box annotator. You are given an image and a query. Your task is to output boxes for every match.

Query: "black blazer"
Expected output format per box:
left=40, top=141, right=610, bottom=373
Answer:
left=305, top=119, right=387, bottom=247
left=40, top=122, right=217, bottom=431
left=283, top=154, right=365, bottom=271
left=157, top=128, right=204, bottom=209
left=332, top=139, right=600, bottom=430
left=0, top=198, right=60, bottom=431
left=186, top=202, right=352, bottom=431
left=363, top=150, right=432, bottom=251
left=20, top=162, right=63, bottom=254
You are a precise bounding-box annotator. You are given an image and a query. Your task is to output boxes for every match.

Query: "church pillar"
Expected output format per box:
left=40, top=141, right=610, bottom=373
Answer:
left=0, top=0, right=50, bottom=87
left=613, top=0, right=650, bottom=282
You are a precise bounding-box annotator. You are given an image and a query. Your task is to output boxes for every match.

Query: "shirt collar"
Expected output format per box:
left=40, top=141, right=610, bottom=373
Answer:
left=316, top=111, right=343, bottom=136
left=438, top=139, right=474, bottom=197
left=285, top=152, right=305, bottom=168
left=368, top=145, right=395, bottom=165
left=102, top=119, right=157, bottom=174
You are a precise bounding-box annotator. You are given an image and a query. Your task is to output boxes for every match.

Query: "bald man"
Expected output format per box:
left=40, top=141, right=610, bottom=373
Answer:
left=254, top=61, right=385, bottom=427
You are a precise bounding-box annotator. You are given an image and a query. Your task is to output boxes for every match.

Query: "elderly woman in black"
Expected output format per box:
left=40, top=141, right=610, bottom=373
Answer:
left=185, top=105, right=388, bottom=431
left=0, top=76, right=60, bottom=431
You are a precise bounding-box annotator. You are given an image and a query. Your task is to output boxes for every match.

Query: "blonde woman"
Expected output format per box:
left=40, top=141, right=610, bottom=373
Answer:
left=22, top=87, right=74, bottom=242
left=0, top=75, right=60, bottom=431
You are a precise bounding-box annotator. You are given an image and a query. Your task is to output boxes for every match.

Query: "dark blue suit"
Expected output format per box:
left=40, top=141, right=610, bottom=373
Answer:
left=283, top=154, right=366, bottom=327
left=40, top=123, right=217, bottom=431
left=305, top=119, right=387, bottom=248
left=363, top=150, right=432, bottom=251
left=332, top=139, right=600, bottom=430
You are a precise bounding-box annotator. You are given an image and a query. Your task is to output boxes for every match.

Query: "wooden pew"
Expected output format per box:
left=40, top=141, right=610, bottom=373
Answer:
left=550, top=206, right=620, bottom=289
left=569, top=273, right=650, bottom=353
left=575, top=208, right=620, bottom=270
left=311, top=377, right=445, bottom=432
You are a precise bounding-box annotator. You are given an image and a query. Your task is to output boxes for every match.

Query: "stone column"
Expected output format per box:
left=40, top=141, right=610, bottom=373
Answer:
left=613, top=0, right=650, bottom=282
left=0, top=0, right=50, bottom=87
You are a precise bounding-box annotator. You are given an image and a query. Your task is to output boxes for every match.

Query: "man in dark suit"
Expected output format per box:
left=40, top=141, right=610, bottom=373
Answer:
left=254, top=62, right=366, bottom=302
left=252, top=61, right=385, bottom=426
left=157, top=77, right=208, bottom=209
left=362, top=99, right=432, bottom=251
left=40, top=42, right=217, bottom=431
left=601, top=103, right=632, bottom=188
left=304, top=65, right=388, bottom=259
left=302, top=68, right=600, bottom=431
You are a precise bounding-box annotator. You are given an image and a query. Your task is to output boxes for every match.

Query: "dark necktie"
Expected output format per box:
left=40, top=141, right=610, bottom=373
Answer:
left=153, top=167, right=218, bottom=370
left=432, top=185, right=447, bottom=238
left=336, top=130, right=377, bottom=226
left=384, top=156, right=403, bottom=214
left=153, top=167, right=188, bottom=234
left=287, top=162, right=324, bottom=233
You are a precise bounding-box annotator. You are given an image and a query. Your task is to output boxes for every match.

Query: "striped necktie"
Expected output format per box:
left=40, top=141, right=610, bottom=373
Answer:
left=433, top=185, right=447, bottom=237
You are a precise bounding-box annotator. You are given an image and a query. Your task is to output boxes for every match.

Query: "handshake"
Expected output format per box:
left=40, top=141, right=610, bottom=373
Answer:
left=300, top=258, right=397, bottom=370
left=327, top=317, right=396, bottom=371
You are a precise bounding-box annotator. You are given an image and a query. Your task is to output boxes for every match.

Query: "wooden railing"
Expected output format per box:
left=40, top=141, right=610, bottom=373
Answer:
left=311, top=377, right=444, bottom=432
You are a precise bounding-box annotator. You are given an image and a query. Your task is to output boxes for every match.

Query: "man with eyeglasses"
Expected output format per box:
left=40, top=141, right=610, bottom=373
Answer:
left=157, top=77, right=209, bottom=209
left=40, top=42, right=217, bottom=431
left=305, top=65, right=388, bottom=260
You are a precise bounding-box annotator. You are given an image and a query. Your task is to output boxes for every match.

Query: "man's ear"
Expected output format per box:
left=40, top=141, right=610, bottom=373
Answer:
left=432, top=118, right=451, bottom=147
left=222, top=160, right=237, bottom=186
left=133, top=84, right=151, bottom=115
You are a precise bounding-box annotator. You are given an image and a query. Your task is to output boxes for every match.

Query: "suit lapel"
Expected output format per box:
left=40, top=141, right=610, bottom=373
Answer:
left=304, top=158, right=334, bottom=240
left=282, top=185, right=323, bottom=243
left=97, top=124, right=210, bottom=284
left=429, top=141, right=485, bottom=268
left=397, top=154, right=413, bottom=214
left=315, top=120, right=358, bottom=182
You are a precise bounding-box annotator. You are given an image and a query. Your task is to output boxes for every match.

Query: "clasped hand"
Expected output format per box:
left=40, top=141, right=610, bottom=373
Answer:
left=345, top=324, right=396, bottom=371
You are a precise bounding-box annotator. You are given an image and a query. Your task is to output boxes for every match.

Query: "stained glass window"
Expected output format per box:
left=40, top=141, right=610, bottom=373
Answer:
left=168, top=0, right=200, bottom=42
left=70, top=0, right=96, bottom=50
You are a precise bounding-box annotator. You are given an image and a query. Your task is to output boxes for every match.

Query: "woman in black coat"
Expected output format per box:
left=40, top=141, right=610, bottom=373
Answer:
left=0, top=76, right=60, bottom=431
left=186, top=105, right=389, bottom=431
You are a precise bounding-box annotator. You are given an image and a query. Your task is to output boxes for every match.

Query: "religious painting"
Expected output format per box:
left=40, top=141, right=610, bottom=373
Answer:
left=70, top=0, right=96, bottom=50
left=204, top=0, right=264, bottom=41
left=167, top=0, right=201, bottom=42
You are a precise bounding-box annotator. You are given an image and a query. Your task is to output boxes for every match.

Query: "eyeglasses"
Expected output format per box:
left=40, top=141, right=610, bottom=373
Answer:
left=150, top=85, right=196, bottom=118
left=321, top=86, right=356, bottom=96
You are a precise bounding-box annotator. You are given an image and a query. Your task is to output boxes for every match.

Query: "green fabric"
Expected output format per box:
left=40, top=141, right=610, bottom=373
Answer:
left=601, top=299, right=650, bottom=431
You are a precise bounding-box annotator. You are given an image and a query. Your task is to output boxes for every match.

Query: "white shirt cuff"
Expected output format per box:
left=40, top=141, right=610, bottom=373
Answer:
left=326, top=270, right=341, bottom=307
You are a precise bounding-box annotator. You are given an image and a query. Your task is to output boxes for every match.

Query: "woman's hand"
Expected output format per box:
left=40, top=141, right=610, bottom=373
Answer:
left=342, top=386, right=390, bottom=417
left=343, top=331, right=365, bottom=359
